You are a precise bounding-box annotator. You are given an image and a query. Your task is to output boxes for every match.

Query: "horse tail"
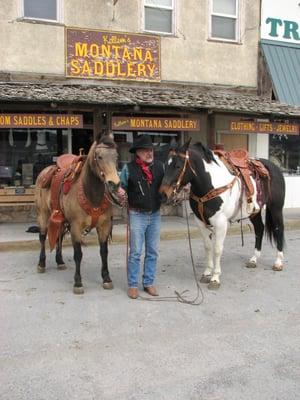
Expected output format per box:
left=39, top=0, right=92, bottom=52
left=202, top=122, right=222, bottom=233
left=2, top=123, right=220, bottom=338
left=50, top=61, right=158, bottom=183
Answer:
left=265, top=205, right=285, bottom=250
left=265, top=206, right=275, bottom=245
left=259, top=158, right=285, bottom=251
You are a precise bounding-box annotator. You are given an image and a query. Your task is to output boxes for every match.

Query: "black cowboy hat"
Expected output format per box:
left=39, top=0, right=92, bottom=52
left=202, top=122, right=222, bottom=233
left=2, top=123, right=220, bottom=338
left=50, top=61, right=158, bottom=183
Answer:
left=129, top=135, right=154, bottom=153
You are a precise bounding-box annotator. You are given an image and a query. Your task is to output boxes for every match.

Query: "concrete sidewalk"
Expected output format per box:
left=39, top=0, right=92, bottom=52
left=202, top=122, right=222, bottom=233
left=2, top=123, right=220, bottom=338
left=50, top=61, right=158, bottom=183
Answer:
left=0, top=208, right=299, bottom=252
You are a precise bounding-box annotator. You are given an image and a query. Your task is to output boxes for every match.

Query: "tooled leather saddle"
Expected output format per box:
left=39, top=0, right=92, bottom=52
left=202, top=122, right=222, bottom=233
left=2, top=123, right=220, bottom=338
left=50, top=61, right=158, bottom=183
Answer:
left=214, top=149, right=270, bottom=206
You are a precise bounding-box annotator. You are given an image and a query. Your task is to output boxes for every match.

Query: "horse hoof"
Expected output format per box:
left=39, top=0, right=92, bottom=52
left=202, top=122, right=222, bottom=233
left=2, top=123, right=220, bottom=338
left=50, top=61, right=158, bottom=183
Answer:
left=103, top=281, right=114, bottom=290
left=200, top=275, right=211, bottom=284
left=246, top=261, right=257, bottom=268
left=37, top=265, right=45, bottom=273
left=73, top=286, right=84, bottom=295
left=272, top=264, right=283, bottom=271
left=208, top=281, right=220, bottom=290
left=57, top=264, right=67, bottom=270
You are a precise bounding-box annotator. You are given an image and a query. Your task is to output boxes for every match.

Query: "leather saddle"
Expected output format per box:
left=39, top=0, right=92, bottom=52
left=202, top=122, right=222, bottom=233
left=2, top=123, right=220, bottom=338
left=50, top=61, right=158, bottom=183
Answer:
left=37, top=154, right=86, bottom=251
left=37, top=154, right=86, bottom=189
left=214, top=149, right=269, bottom=205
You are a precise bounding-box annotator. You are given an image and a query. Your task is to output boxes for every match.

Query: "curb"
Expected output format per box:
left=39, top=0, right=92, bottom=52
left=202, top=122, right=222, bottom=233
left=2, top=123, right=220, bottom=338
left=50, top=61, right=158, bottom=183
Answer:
left=1, top=219, right=300, bottom=252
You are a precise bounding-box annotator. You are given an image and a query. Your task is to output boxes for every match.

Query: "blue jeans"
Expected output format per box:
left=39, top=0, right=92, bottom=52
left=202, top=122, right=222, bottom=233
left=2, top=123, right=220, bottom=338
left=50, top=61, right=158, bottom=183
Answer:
left=127, top=210, right=161, bottom=288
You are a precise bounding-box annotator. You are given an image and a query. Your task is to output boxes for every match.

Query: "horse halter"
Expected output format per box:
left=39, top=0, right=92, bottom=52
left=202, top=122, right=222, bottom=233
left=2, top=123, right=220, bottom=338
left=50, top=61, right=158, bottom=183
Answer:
left=173, top=150, right=197, bottom=195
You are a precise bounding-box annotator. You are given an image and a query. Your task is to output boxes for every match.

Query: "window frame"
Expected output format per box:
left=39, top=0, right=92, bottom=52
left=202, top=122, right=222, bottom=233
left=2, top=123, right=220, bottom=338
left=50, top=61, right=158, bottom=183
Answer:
left=20, top=0, right=63, bottom=23
left=142, top=0, right=176, bottom=36
left=209, top=0, right=240, bottom=43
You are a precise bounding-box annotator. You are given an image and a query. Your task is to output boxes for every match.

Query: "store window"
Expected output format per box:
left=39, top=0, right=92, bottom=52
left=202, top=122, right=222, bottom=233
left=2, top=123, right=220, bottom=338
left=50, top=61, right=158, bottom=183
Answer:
left=114, top=132, right=133, bottom=171
left=22, top=0, right=62, bottom=22
left=0, top=129, right=69, bottom=187
left=269, top=135, right=300, bottom=175
left=209, top=0, right=239, bottom=42
left=143, top=0, right=175, bottom=34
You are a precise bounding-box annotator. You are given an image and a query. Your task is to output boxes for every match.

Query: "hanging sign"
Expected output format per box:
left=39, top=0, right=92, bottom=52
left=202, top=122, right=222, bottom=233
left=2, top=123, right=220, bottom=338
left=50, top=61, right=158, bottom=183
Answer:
left=65, top=28, right=161, bottom=81
left=229, top=121, right=299, bottom=135
left=112, top=116, right=200, bottom=131
left=0, top=114, right=83, bottom=128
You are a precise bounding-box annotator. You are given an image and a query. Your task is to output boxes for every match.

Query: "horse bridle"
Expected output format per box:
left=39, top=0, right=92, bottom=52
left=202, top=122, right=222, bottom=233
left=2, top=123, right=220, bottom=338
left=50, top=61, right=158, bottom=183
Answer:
left=172, top=150, right=197, bottom=195
left=93, top=145, right=111, bottom=180
left=172, top=149, right=238, bottom=226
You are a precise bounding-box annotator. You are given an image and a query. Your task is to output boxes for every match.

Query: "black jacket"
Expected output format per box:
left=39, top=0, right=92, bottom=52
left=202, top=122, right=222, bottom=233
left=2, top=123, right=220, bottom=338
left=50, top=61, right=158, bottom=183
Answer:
left=127, top=160, right=164, bottom=212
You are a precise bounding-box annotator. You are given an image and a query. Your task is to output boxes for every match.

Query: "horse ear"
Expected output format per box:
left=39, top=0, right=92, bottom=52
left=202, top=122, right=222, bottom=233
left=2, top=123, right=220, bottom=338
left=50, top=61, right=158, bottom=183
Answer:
left=181, top=137, right=192, bottom=152
left=95, top=130, right=113, bottom=144
left=106, top=131, right=114, bottom=139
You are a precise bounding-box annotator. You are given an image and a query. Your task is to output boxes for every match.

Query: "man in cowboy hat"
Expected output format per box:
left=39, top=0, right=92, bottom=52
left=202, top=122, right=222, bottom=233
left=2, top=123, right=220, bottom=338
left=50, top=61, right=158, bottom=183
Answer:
left=120, top=135, right=165, bottom=299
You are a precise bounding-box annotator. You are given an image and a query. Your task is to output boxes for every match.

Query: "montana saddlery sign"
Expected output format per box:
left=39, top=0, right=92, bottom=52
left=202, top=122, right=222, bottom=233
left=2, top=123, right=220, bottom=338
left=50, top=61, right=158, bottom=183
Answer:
left=112, top=117, right=200, bottom=131
left=65, top=28, right=161, bottom=82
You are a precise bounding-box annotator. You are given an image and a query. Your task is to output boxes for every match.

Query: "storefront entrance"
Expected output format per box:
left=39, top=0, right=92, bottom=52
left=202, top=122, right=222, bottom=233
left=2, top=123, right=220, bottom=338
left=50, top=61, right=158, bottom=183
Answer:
left=114, top=131, right=181, bottom=172
left=112, top=115, right=201, bottom=173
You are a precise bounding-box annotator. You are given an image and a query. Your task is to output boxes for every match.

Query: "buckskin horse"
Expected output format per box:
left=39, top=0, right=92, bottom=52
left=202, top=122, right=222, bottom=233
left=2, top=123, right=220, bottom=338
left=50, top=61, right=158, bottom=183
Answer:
left=35, top=135, right=122, bottom=294
left=159, top=140, right=285, bottom=289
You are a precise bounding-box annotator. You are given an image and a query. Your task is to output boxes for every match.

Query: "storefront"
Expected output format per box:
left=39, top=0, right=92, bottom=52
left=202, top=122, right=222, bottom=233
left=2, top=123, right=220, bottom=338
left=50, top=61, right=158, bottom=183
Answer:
left=214, top=116, right=299, bottom=162
left=0, top=109, right=203, bottom=221
left=0, top=80, right=299, bottom=221
left=0, top=101, right=206, bottom=221
left=260, top=0, right=300, bottom=207
left=214, top=114, right=300, bottom=207
left=0, top=111, right=90, bottom=208
left=112, top=115, right=202, bottom=169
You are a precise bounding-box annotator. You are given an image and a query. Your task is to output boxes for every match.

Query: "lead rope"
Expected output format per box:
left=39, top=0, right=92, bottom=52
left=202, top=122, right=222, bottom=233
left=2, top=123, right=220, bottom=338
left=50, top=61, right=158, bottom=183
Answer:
left=126, top=207, right=129, bottom=283
left=134, top=192, right=204, bottom=306
left=240, top=184, right=244, bottom=247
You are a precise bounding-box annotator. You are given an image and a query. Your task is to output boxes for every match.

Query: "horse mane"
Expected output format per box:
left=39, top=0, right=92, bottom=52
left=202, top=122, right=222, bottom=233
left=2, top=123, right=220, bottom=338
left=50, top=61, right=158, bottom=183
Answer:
left=192, top=142, right=217, bottom=164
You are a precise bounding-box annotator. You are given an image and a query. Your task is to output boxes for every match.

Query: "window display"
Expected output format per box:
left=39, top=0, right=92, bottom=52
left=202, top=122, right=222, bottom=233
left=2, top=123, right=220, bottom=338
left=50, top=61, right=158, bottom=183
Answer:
left=269, top=134, right=300, bottom=175
left=0, top=129, right=69, bottom=187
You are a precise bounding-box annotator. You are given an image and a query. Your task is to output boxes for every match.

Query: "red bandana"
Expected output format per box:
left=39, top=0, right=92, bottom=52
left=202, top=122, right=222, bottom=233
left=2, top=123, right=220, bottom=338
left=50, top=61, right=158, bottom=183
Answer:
left=135, top=157, right=153, bottom=184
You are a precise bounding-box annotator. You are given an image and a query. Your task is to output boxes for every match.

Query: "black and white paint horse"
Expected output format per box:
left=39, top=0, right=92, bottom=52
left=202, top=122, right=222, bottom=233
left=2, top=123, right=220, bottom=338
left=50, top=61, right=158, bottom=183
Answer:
left=159, top=140, right=285, bottom=289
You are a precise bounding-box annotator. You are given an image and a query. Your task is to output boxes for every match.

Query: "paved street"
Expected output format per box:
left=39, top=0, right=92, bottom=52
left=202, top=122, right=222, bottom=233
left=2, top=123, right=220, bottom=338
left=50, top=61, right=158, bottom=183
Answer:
left=1, top=231, right=300, bottom=400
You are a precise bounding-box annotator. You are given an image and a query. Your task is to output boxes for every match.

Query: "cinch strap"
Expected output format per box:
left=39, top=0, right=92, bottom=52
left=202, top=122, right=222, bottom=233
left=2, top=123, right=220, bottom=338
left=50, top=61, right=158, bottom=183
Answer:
left=190, top=177, right=237, bottom=226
